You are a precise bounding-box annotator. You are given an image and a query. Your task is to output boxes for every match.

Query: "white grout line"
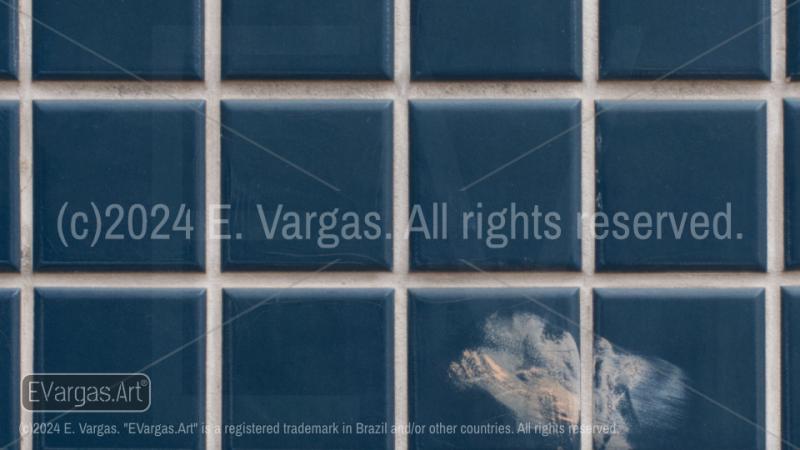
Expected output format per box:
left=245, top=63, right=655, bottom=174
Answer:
left=393, top=0, right=410, bottom=447
left=2, top=271, right=800, bottom=287
left=0, top=79, right=796, bottom=100
left=768, top=0, right=788, bottom=446
left=767, top=96, right=783, bottom=450
left=580, top=0, right=598, bottom=446
left=17, top=0, right=32, bottom=446
left=203, top=0, right=222, bottom=448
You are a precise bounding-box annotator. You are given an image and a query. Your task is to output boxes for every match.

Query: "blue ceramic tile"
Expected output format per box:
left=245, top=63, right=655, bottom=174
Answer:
left=33, top=288, right=206, bottom=450
left=0, top=290, right=19, bottom=450
left=222, top=0, right=393, bottom=79
left=34, top=101, right=205, bottom=271
left=595, top=101, right=767, bottom=271
left=221, top=101, right=392, bottom=271
left=593, top=288, right=765, bottom=450
left=0, top=103, right=18, bottom=271
left=783, top=287, right=800, bottom=450
left=33, top=0, right=202, bottom=80
left=785, top=100, right=800, bottom=269
left=0, top=0, right=16, bottom=78
left=408, top=288, right=581, bottom=450
left=409, top=100, right=581, bottom=271
left=411, top=0, right=581, bottom=80
left=599, top=0, right=770, bottom=79
left=223, top=289, right=394, bottom=450
left=790, top=4, right=800, bottom=79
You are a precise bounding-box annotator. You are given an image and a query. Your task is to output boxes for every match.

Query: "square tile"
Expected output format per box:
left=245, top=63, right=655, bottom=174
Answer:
left=593, top=288, right=765, bottom=449
left=32, top=0, right=203, bottom=80
left=0, top=290, right=19, bottom=450
left=222, top=0, right=393, bottom=79
left=33, top=288, right=206, bottom=450
left=785, top=100, right=800, bottom=268
left=409, top=100, right=581, bottom=271
left=221, top=100, right=393, bottom=271
left=0, top=102, right=18, bottom=271
left=595, top=101, right=767, bottom=271
left=0, top=0, right=16, bottom=78
left=223, top=289, right=394, bottom=450
left=411, top=0, right=581, bottom=80
left=34, top=101, right=206, bottom=271
left=408, top=288, right=581, bottom=450
left=599, top=0, right=770, bottom=79
left=783, top=287, right=800, bottom=450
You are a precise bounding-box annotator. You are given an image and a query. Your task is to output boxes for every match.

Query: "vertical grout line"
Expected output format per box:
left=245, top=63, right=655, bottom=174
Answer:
left=769, top=0, right=787, bottom=445
left=579, top=99, right=596, bottom=450
left=204, top=0, right=223, bottom=447
left=17, top=0, right=32, bottom=445
left=393, top=0, right=410, bottom=448
left=579, top=286, right=593, bottom=450
left=580, top=0, right=599, bottom=448
left=767, top=284, right=782, bottom=450
left=394, top=288, right=408, bottom=450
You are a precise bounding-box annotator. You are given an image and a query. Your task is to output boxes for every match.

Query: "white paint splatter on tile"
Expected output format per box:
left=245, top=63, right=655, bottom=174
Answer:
left=449, top=312, right=581, bottom=426
left=593, top=337, right=688, bottom=449
left=449, top=312, right=687, bottom=449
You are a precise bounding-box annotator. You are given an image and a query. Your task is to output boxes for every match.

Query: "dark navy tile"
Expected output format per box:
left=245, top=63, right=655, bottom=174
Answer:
left=593, top=288, right=765, bottom=450
left=409, top=100, right=581, bottom=271
left=33, top=0, right=202, bottom=80
left=0, top=0, right=16, bottom=79
left=411, top=0, right=581, bottom=80
left=599, top=0, right=770, bottom=79
left=222, top=0, right=393, bottom=79
left=784, top=100, right=800, bottom=269
left=790, top=3, right=800, bottom=79
left=783, top=287, right=800, bottom=450
left=408, top=288, right=581, bottom=450
left=33, top=101, right=205, bottom=271
left=223, top=289, right=394, bottom=450
left=0, top=103, right=18, bottom=271
left=221, top=101, right=392, bottom=271
left=595, top=101, right=767, bottom=271
left=0, top=290, right=19, bottom=450
left=33, top=288, right=205, bottom=450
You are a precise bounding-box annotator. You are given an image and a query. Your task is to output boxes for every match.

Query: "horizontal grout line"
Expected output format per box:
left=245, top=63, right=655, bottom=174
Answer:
left=0, top=271, right=799, bottom=288
left=0, top=79, right=798, bottom=100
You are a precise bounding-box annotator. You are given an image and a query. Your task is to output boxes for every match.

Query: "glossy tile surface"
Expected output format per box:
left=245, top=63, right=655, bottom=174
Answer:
left=222, top=0, right=393, bottom=79
left=33, top=0, right=202, bottom=80
left=408, top=288, right=580, bottom=450
left=411, top=0, right=581, bottom=80
left=0, top=102, right=18, bottom=271
left=790, top=3, right=800, bottom=79
left=785, top=100, right=800, bottom=268
left=595, top=101, right=767, bottom=271
left=783, top=287, right=800, bottom=450
left=223, top=289, right=394, bottom=450
left=33, top=288, right=206, bottom=449
left=0, top=0, right=16, bottom=78
left=33, top=101, right=205, bottom=271
left=599, top=0, right=770, bottom=79
left=593, top=288, right=765, bottom=450
left=221, top=101, right=393, bottom=271
left=0, top=290, right=19, bottom=450
left=409, top=100, right=581, bottom=271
